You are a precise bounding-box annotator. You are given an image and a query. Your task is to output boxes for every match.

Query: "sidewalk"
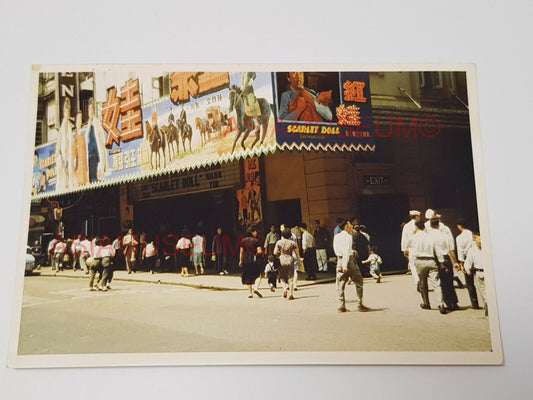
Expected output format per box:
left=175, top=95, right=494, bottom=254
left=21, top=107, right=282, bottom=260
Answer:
left=36, top=266, right=337, bottom=291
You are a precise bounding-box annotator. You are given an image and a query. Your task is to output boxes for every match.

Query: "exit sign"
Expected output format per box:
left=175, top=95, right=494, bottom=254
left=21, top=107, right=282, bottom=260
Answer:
left=363, top=175, right=391, bottom=186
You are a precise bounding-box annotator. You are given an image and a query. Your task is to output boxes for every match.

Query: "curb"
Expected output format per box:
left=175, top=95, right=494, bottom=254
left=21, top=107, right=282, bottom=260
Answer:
left=36, top=269, right=337, bottom=292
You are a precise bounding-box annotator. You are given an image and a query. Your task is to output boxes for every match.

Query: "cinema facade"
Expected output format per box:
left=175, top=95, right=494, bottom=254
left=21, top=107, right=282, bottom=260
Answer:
left=28, top=67, right=476, bottom=272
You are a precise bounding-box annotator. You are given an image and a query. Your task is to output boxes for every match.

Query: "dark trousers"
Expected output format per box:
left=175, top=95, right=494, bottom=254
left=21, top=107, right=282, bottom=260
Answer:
left=267, top=271, right=278, bottom=287
left=465, top=271, right=479, bottom=308
left=439, top=257, right=458, bottom=308
left=303, top=248, right=317, bottom=279
left=215, top=253, right=227, bottom=273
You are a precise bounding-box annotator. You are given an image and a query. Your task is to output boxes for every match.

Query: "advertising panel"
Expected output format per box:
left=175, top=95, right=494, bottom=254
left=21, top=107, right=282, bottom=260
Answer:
left=273, top=71, right=374, bottom=151
left=31, top=71, right=277, bottom=199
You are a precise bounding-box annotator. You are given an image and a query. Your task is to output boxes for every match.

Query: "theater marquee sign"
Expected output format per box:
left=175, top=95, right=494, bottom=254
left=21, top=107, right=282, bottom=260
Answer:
left=129, top=162, right=240, bottom=201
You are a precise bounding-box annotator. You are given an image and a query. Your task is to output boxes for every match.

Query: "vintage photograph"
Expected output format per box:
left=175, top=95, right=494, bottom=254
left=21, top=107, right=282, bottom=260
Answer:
left=8, top=65, right=502, bottom=367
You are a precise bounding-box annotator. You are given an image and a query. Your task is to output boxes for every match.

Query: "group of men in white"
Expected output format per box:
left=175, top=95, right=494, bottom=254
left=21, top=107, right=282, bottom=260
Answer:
left=401, top=209, right=488, bottom=315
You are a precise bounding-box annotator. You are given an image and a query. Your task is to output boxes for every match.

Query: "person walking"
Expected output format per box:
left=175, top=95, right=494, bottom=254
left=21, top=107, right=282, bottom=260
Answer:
left=313, top=220, right=330, bottom=272
left=72, top=234, right=82, bottom=271
left=122, top=228, right=138, bottom=274
left=78, top=235, right=92, bottom=274
left=97, top=238, right=116, bottom=291
left=264, top=255, right=278, bottom=292
left=142, top=239, right=158, bottom=274
left=456, top=218, right=480, bottom=309
left=211, top=227, right=229, bottom=275
left=362, top=246, right=383, bottom=283
left=191, top=231, right=206, bottom=275
left=263, top=225, right=280, bottom=257
left=88, top=237, right=104, bottom=291
left=280, top=223, right=300, bottom=291
left=401, top=210, right=421, bottom=286
left=299, top=222, right=317, bottom=280
left=333, top=219, right=369, bottom=313
left=274, top=228, right=302, bottom=301
left=428, top=215, right=460, bottom=311
left=464, top=233, right=489, bottom=317
left=410, top=220, right=447, bottom=314
left=239, top=226, right=263, bottom=298
left=176, top=229, right=192, bottom=277
left=52, top=236, right=67, bottom=273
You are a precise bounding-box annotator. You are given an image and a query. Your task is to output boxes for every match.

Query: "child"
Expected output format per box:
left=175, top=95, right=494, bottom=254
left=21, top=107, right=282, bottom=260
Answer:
left=362, top=246, right=383, bottom=283
left=264, top=255, right=278, bottom=292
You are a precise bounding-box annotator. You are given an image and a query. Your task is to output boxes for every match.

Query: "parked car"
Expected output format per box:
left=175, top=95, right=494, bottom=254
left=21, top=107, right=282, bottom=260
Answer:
left=25, top=246, right=37, bottom=275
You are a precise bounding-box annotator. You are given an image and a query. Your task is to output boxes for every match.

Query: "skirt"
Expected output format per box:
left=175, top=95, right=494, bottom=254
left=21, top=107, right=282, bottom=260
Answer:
left=241, top=261, right=261, bottom=285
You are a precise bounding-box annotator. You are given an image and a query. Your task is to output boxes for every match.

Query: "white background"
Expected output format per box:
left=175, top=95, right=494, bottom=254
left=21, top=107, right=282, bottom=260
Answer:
left=1, top=0, right=531, bottom=398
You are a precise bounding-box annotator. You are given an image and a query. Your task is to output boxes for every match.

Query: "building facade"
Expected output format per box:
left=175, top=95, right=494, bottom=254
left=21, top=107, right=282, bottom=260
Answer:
left=29, top=69, right=476, bottom=272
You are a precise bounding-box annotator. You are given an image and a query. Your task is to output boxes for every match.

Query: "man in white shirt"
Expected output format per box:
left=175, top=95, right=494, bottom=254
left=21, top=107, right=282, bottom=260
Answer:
left=333, top=219, right=368, bottom=313
left=78, top=236, right=92, bottom=274
left=299, top=222, right=317, bottom=280
left=464, top=233, right=488, bottom=316
left=456, top=218, right=480, bottom=309
left=401, top=210, right=420, bottom=286
left=410, top=220, right=447, bottom=314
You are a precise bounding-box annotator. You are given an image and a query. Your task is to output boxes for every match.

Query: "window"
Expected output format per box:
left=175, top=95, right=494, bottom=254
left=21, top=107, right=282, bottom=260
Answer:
left=430, top=72, right=443, bottom=89
left=418, top=72, right=426, bottom=88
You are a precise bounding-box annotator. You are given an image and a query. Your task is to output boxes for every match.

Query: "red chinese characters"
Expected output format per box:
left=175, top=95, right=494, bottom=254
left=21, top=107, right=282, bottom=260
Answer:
left=336, top=104, right=362, bottom=127
left=343, top=80, right=367, bottom=103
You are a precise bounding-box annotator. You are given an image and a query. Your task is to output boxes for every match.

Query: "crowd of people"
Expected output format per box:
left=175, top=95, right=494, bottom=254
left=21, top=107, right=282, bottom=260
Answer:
left=401, top=209, right=488, bottom=316
left=31, top=209, right=488, bottom=316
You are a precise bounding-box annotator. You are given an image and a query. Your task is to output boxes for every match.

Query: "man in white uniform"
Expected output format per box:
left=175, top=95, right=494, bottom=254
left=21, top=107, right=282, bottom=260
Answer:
left=401, top=210, right=421, bottom=287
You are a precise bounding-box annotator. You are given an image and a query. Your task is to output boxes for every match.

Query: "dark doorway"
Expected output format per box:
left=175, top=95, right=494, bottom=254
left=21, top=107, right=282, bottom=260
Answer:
left=263, top=199, right=302, bottom=229
left=134, top=190, right=236, bottom=239
left=358, top=194, right=410, bottom=273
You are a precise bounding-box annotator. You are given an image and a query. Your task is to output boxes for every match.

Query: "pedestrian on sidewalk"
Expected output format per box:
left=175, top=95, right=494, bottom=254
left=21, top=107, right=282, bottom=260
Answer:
left=263, top=225, right=280, bottom=257
left=143, top=239, right=158, bottom=274
left=87, top=237, right=104, bottom=291
left=239, top=225, right=263, bottom=298
left=362, top=246, right=383, bottom=283
left=333, top=219, right=369, bottom=313
left=410, top=220, right=447, bottom=314
left=456, top=218, right=480, bottom=309
left=97, top=237, right=115, bottom=291
left=52, top=236, right=67, bottom=272
left=300, top=222, right=318, bottom=280
left=176, top=229, right=192, bottom=277
left=264, top=254, right=278, bottom=292
left=274, top=228, right=301, bottom=301
left=191, top=231, right=205, bottom=275
left=464, top=233, right=488, bottom=317
left=122, top=228, right=138, bottom=274
left=428, top=214, right=460, bottom=311
left=279, top=223, right=300, bottom=291
left=313, top=219, right=330, bottom=272
left=211, top=227, right=229, bottom=275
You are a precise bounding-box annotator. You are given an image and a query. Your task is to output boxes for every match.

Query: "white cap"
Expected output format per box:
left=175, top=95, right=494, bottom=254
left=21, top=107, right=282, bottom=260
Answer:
left=409, top=210, right=420, bottom=217
left=425, top=209, right=435, bottom=219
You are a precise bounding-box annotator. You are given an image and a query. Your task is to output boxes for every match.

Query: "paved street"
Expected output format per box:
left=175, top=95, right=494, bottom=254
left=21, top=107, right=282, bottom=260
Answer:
left=17, top=270, right=492, bottom=355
